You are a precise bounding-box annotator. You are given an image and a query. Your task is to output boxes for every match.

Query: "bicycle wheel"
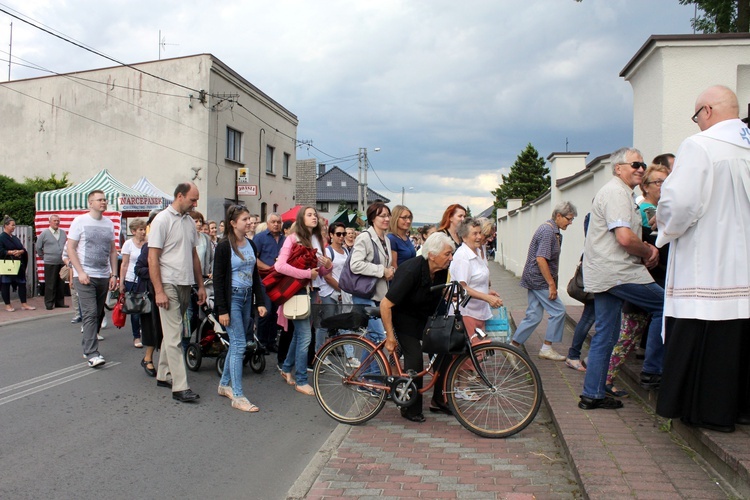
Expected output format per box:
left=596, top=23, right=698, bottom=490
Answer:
left=446, top=341, right=542, bottom=438
left=313, top=337, right=388, bottom=425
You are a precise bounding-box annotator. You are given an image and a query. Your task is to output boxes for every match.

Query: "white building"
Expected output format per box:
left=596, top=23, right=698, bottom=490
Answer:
left=0, top=54, right=298, bottom=223
left=497, top=33, right=750, bottom=304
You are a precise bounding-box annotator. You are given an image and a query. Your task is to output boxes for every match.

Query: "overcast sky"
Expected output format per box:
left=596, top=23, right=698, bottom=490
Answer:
left=0, top=0, right=697, bottom=222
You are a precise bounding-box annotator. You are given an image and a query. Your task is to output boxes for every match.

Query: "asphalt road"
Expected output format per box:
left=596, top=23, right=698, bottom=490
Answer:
left=0, top=314, right=338, bottom=500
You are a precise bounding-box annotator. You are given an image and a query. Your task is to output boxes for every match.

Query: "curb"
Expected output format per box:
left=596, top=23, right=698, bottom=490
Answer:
left=285, top=423, right=351, bottom=500
left=0, top=308, right=71, bottom=328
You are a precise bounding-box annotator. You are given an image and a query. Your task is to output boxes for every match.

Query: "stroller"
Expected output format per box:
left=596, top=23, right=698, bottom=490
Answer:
left=184, top=279, right=266, bottom=376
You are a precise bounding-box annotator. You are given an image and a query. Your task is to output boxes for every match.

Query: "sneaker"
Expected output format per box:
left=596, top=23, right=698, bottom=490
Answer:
left=346, top=357, right=361, bottom=368
left=100, top=318, right=108, bottom=329
left=88, top=355, right=106, bottom=368
left=454, top=387, right=481, bottom=401
left=218, top=385, right=233, bottom=399
left=71, top=316, right=82, bottom=323
left=97, top=334, right=105, bottom=341
left=231, top=397, right=259, bottom=412
left=538, top=348, right=565, bottom=361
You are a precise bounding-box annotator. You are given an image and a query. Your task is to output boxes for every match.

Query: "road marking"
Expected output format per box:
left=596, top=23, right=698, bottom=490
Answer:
left=0, top=362, right=121, bottom=407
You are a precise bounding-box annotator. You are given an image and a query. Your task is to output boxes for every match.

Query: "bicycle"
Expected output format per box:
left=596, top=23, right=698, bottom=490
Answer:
left=311, top=282, right=543, bottom=438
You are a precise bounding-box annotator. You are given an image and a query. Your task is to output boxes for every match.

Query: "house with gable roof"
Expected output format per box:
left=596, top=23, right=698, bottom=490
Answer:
left=315, top=164, right=390, bottom=221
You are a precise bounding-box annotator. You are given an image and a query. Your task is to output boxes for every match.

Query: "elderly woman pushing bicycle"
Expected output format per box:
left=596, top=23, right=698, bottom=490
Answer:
left=380, top=232, right=456, bottom=422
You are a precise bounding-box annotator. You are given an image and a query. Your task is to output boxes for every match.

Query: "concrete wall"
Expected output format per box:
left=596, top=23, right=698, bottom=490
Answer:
left=497, top=154, right=614, bottom=305
left=0, top=54, right=298, bottom=225
left=623, top=36, right=750, bottom=162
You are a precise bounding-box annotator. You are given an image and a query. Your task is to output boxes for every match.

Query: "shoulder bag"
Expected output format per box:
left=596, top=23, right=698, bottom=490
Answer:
left=284, top=287, right=311, bottom=320
left=122, top=290, right=152, bottom=314
left=338, top=236, right=380, bottom=299
left=567, top=256, right=594, bottom=304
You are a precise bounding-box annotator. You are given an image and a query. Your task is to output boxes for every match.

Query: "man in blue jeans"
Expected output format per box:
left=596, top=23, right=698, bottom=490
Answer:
left=579, top=147, right=663, bottom=410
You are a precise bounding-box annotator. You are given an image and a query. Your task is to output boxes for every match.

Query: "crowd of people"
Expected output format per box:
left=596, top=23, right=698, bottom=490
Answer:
left=2, top=85, right=747, bottom=431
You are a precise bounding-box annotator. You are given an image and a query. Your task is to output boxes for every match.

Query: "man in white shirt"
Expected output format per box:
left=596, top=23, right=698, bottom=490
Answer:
left=148, top=182, right=206, bottom=403
left=655, top=85, right=750, bottom=433
left=67, top=191, right=118, bottom=368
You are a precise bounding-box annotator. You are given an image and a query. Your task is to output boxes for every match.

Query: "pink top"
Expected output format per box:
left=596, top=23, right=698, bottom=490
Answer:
left=276, top=234, right=332, bottom=329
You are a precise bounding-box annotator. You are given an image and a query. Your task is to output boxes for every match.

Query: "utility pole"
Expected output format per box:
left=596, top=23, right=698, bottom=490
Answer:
left=362, top=148, right=369, bottom=211
left=357, top=148, right=363, bottom=214
left=8, top=22, right=12, bottom=81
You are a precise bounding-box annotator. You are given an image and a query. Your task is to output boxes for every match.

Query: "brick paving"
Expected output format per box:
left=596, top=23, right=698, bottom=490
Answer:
left=291, top=262, right=746, bottom=499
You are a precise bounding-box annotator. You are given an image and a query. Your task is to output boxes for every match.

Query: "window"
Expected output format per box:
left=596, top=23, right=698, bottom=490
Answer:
left=283, top=153, right=290, bottom=177
left=227, top=127, right=243, bottom=163
left=273, top=203, right=278, bottom=212
left=261, top=202, right=267, bottom=221
left=316, top=202, right=329, bottom=212
left=326, top=181, right=333, bottom=187
left=341, top=181, right=347, bottom=187
left=266, top=145, right=275, bottom=174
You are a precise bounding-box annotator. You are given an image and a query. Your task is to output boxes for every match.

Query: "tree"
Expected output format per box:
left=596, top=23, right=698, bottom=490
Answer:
left=0, top=173, right=71, bottom=227
left=491, top=143, right=550, bottom=209
left=679, top=0, right=749, bottom=32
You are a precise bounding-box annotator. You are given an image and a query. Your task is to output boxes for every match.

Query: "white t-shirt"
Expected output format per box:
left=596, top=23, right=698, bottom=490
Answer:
left=121, top=238, right=144, bottom=282
left=68, top=213, right=115, bottom=279
left=450, top=243, right=492, bottom=321
left=319, top=245, right=350, bottom=299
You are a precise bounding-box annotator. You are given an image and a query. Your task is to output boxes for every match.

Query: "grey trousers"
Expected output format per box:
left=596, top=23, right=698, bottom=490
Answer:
left=156, top=284, right=191, bottom=392
left=74, top=277, right=109, bottom=359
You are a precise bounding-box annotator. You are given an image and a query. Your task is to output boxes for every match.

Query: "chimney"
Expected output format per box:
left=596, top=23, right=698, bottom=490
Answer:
left=318, top=163, right=326, bottom=178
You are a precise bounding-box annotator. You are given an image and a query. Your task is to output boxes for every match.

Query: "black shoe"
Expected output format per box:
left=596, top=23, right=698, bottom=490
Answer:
left=267, top=344, right=278, bottom=353
left=156, top=379, right=172, bottom=388
left=578, top=395, right=624, bottom=410
left=56, top=304, right=70, bottom=308
left=46, top=306, right=54, bottom=310
left=605, top=384, right=629, bottom=398
left=400, top=410, right=426, bottom=423
left=640, top=372, right=661, bottom=390
left=141, top=358, right=157, bottom=377
left=429, top=400, right=452, bottom=415
left=736, top=415, right=750, bottom=426
left=681, top=418, right=734, bottom=433
left=172, top=389, right=200, bottom=402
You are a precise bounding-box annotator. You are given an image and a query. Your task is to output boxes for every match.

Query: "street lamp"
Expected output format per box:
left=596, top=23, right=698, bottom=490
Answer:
left=357, top=147, right=381, bottom=213
left=401, top=186, right=413, bottom=205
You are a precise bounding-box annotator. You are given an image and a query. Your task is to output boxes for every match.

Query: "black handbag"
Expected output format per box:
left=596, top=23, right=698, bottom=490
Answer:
left=422, top=312, right=467, bottom=354
left=122, top=291, right=152, bottom=314
left=567, top=257, right=594, bottom=304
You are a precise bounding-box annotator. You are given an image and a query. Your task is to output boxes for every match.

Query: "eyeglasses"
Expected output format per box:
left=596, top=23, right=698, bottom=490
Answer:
left=399, top=215, right=413, bottom=220
left=645, top=179, right=665, bottom=186
left=619, top=162, right=648, bottom=170
left=334, top=232, right=346, bottom=237
left=376, top=214, right=391, bottom=219
left=564, top=216, right=574, bottom=222
left=691, top=105, right=711, bottom=123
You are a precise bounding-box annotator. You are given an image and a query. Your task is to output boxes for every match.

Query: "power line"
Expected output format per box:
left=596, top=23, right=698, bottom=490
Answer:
left=367, top=158, right=397, bottom=194
left=1, top=84, right=208, bottom=163
left=0, top=4, right=203, bottom=95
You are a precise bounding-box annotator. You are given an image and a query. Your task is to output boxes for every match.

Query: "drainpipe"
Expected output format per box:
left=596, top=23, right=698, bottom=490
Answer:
left=258, top=128, right=265, bottom=201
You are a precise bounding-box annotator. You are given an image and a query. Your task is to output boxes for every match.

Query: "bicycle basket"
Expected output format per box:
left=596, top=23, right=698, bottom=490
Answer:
left=311, top=303, right=369, bottom=330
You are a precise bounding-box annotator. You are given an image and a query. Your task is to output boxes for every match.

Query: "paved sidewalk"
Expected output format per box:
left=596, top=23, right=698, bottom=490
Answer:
left=0, top=294, right=73, bottom=328
left=291, top=262, right=744, bottom=499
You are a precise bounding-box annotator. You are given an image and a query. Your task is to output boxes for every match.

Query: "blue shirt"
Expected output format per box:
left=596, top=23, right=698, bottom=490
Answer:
left=231, top=241, right=257, bottom=288
left=253, top=229, right=285, bottom=267
left=387, top=233, right=416, bottom=266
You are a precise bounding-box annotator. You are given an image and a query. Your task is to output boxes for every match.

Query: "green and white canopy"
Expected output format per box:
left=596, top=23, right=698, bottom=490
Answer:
left=35, top=169, right=163, bottom=212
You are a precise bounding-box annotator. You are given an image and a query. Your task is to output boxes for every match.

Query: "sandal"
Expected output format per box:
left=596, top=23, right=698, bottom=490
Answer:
left=21, top=304, right=36, bottom=310
left=141, top=358, right=157, bottom=377
left=133, top=338, right=143, bottom=348
left=605, top=384, right=629, bottom=398
left=295, top=384, right=315, bottom=396
left=280, top=371, right=296, bottom=386
left=218, top=385, right=234, bottom=399
left=565, top=358, right=587, bottom=372
left=5, top=306, right=15, bottom=312
left=231, top=397, right=260, bottom=412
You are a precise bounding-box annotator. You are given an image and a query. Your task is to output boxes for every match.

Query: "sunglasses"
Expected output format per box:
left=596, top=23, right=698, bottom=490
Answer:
left=334, top=232, right=346, bottom=237
left=620, top=162, right=648, bottom=170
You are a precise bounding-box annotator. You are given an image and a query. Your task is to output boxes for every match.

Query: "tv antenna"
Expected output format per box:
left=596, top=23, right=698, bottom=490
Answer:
left=158, top=30, right=179, bottom=60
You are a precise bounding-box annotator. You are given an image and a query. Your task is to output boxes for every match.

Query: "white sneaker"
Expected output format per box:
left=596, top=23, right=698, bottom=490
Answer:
left=88, top=355, right=106, bottom=368
left=454, top=387, right=481, bottom=401
left=346, top=357, right=361, bottom=368
left=97, top=334, right=105, bottom=341
left=538, top=348, right=565, bottom=361
left=100, top=318, right=108, bottom=329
